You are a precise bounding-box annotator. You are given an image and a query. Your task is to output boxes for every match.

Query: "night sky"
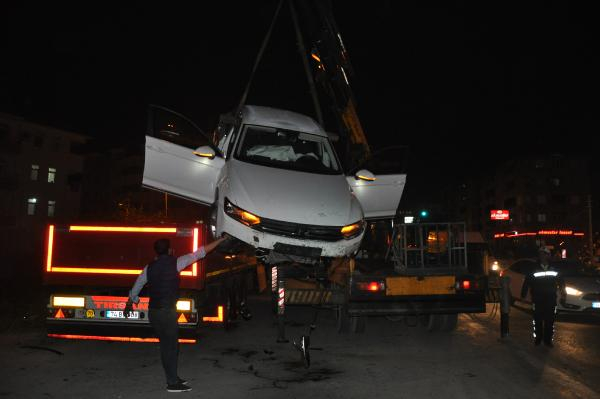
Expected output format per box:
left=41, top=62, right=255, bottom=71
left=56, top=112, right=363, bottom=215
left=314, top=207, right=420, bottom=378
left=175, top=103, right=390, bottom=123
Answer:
left=2, top=2, right=598, bottom=207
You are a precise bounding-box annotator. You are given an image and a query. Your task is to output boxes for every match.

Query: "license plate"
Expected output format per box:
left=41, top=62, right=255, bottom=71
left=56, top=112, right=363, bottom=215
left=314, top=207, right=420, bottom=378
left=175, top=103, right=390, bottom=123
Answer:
left=105, top=310, right=139, bottom=319
left=593, top=302, right=600, bottom=309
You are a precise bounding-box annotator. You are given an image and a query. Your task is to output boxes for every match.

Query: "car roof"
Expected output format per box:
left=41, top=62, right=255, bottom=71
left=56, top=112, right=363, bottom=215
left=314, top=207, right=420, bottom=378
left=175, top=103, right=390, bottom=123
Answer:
left=241, top=105, right=327, bottom=137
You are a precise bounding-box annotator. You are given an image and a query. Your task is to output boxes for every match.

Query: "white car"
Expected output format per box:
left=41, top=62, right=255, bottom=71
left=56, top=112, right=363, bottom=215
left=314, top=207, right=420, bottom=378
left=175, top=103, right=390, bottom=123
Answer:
left=142, top=105, right=406, bottom=264
left=504, top=258, right=600, bottom=312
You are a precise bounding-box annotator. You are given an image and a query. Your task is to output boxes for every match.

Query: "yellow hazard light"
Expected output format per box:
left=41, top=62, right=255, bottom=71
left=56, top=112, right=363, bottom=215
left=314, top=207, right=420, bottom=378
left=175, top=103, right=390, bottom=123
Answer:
left=177, top=313, right=188, bottom=323
left=52, top=296, right=85, bottom=308
left=176, top=299, right=192, bottom=312
left=341, top=221, right=364, bottom=239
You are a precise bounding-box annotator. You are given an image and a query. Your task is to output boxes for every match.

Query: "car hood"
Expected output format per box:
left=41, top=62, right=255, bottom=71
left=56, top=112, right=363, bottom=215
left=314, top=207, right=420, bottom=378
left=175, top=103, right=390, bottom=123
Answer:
left=226, top=159, right=362, bottom=226
left=563, top=276, right=600, bottom=293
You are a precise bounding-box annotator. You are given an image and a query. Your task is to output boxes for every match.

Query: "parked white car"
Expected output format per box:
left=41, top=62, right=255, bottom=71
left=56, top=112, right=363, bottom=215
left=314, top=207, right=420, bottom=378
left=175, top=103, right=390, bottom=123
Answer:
left=503, top=258, right=600, bottom=313
left=143, top=105, right=405, bottom=264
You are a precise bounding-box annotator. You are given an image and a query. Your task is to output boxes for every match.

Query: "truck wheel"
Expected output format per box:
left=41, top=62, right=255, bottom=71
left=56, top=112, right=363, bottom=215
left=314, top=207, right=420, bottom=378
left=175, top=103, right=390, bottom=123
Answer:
left=336, top=305, right=350, bottom=334
left=440, top=314, right=458, bottom=332
left=351, top=316, right=366, bottom=333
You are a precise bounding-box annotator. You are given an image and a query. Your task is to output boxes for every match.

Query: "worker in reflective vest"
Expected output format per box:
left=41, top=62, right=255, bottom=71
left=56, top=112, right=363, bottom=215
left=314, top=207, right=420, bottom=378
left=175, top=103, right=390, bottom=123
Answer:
left=521, top=246, right=566, bottom=347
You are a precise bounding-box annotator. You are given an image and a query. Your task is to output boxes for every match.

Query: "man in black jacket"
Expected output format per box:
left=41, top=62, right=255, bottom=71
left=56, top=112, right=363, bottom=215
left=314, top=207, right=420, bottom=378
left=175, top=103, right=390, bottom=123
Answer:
left=126, top=235, right=227, bottom=393
left=521, top=246, right=566, bottom=347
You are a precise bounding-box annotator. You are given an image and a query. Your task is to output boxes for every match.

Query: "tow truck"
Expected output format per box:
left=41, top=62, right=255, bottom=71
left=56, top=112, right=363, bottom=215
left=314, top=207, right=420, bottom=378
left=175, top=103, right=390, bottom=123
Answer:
left=44, top=223, right=258, bottom=343
left=245, top=2, right=486, bottom=365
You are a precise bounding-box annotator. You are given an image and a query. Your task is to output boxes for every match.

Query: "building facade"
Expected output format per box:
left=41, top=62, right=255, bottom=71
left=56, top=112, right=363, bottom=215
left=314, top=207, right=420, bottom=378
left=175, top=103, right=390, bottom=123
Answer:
left=0, top=113, right=87, bottom=281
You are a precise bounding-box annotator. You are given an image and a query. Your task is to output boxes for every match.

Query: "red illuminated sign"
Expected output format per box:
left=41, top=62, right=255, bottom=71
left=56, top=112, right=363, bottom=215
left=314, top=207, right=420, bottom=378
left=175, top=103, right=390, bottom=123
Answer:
left=490, top=210, right=510, bottom=220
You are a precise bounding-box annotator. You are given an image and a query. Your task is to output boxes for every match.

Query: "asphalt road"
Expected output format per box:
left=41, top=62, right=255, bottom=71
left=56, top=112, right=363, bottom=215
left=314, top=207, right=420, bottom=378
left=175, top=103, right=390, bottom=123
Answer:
left=1, top=296, right=599, bottom=399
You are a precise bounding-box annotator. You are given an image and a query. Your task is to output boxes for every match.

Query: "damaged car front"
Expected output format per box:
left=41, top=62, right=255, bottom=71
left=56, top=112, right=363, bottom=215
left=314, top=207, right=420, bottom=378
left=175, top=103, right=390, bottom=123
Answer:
left=216, top=123, right=366, bottom=263
left=142, top=105, right=405, bottom=265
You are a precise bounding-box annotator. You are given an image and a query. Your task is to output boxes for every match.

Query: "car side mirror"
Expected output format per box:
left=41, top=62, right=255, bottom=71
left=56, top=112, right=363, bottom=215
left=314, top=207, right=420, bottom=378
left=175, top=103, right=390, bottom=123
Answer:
left=355, top=169, right=376, bottom=181
left=193, top=145, right=216, bottom=159
left=327, top=131, right=339, bottom=142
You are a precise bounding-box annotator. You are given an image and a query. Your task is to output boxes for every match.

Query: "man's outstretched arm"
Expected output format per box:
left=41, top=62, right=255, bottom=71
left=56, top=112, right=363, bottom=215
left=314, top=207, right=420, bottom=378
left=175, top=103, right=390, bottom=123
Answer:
left=176, top=235, right=228, bottom=272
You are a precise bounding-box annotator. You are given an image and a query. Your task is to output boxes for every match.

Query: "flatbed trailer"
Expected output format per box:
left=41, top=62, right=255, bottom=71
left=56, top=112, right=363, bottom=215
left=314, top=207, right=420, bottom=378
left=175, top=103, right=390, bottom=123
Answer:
left=43, top=223, right=257, bottom=343
left=342, top=222, right=487, bottom=331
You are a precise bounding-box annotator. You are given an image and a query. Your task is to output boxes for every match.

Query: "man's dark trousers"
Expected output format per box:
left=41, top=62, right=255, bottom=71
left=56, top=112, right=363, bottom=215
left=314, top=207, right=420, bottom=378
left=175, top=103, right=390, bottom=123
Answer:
left=149, top=308, right=179, bottom=385
left=533, top=299, right=555, bottom=344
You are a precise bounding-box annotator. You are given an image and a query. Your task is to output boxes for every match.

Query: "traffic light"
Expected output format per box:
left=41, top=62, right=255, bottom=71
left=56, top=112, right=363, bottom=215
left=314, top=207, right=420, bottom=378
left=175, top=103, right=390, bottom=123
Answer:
left=420, top=210, right=429, bottom=218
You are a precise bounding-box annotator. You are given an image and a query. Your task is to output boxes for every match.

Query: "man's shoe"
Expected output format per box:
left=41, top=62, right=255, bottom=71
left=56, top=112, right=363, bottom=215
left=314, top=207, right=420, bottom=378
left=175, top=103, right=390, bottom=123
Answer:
left=177, top=377, right=188, bottom=385
left=167, top=382, right=192, bottom=393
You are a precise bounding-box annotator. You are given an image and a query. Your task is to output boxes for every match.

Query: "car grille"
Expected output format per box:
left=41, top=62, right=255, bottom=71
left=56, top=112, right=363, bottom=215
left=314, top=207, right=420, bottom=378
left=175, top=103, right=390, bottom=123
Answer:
left=253, top=218, right=344, bottom=241
left=582, top=293, right=600, bottom=301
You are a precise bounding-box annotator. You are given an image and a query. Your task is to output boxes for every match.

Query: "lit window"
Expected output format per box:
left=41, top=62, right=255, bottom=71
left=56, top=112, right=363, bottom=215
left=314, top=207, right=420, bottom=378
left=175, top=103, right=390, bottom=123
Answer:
left=537, top=214, right=546, bottom=222
left=27, top=198, right=37, bottom=215
left=30, top=164, right=39, bottom=181
left=48, top=167, right=56, bottom=183
left=48, top=200, right=56, bottom=217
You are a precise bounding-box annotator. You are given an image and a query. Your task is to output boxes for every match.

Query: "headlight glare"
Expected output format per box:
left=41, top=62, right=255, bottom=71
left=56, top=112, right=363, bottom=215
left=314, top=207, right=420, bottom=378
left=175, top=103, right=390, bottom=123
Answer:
left=224, top=198, right=261, bottom=226
left=565, top=286, right=582, bottom=296
left=341, top=220, right=364, bottom=239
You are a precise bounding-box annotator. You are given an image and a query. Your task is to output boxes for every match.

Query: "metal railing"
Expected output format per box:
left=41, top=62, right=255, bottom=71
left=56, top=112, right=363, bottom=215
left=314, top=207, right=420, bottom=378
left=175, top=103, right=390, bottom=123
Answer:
left=386, top=222, right=468, bottom=274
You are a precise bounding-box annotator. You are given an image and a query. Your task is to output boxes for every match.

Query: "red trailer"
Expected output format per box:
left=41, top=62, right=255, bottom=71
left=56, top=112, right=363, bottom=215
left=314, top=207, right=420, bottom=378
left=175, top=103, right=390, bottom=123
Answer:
left=43, top=223, right=257, bottom=343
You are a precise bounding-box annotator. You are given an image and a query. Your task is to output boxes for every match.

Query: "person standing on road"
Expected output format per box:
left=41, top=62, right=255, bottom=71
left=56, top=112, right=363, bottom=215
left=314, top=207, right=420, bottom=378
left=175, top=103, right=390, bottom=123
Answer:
left=520, top=246, right=566, bottom=347
left=126, top=234, right=228, bottom=393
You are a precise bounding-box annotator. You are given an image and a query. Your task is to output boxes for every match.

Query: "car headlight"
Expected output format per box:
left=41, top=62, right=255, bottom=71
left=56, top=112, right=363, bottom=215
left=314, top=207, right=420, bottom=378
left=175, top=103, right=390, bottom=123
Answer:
left=565, top=286, right=583, bottom=296
left=341, top=220, right=365, bottom=239
left=224, top=198, right=261, bottom=226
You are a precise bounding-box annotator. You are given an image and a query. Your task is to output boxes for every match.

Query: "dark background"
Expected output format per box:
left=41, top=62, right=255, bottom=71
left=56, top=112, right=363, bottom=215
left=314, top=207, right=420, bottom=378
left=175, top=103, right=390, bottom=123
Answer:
left=1, top=1, right=598, bottom=207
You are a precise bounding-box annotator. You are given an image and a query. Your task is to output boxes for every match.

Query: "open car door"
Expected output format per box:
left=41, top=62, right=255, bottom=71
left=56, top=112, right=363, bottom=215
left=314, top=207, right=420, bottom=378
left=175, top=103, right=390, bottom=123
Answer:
left=346, top=146, right=407, bottom=219
left=143, top=105, right=225, bottom=205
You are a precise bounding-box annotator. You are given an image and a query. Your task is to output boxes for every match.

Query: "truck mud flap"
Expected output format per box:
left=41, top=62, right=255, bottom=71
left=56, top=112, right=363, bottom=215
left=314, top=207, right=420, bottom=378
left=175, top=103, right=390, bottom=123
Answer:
left=284, top=289, right=344, bottom=305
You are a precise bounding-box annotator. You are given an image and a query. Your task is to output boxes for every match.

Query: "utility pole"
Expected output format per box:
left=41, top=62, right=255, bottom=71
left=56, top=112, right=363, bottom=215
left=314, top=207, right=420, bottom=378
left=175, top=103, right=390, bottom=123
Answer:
left=588, top=195, right=594, bottom=264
